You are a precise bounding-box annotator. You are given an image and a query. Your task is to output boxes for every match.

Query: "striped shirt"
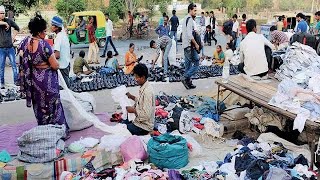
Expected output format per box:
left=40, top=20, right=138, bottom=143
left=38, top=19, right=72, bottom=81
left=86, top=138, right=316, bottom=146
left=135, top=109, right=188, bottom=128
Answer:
left=133, top=81, right=155, bottom=132
left=156, top=35, right=171, bottom=55
left=271, top=30, right=289, bottom=45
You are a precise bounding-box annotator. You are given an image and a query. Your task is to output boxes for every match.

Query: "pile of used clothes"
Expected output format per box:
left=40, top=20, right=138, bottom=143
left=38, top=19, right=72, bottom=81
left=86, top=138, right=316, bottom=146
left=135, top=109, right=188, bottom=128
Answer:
left=181, top=132, right=316, bottom=179
left=151, top=92, right=227, bottom=137
left=270, top=42, right=320, bottom=133
left=69, top=64, right=240, bottom=93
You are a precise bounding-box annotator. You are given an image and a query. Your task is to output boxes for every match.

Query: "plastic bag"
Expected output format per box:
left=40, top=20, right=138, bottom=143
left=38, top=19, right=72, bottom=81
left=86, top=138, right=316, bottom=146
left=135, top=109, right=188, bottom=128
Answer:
left=58, top=71, right=131, bottom=136
left=179, top=110, right=193, bottom=133
left=111, top=85, right=136, bottom=121
left=168, top=39, right=177, bottom=66
left=120, top=135, right=148, bottom=162
left=60, top=90, right=94, bottom=131
left=98, top=135, right=129, bottom=153
left=171, top=131, right=203, bottom=158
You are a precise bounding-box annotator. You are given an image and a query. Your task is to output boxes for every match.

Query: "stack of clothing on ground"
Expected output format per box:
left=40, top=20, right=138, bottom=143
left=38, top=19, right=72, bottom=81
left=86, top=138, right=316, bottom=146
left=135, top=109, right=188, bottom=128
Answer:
left=270, top=42, right=320, bottom=133
left=181, top=132, right=315, bottom=179
left=0, top=86, right=25, bottom=103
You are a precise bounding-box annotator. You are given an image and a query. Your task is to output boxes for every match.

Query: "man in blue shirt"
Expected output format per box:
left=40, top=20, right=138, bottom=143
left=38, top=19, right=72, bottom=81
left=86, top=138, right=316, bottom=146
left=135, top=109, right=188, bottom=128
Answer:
left=155, top=16, right=170, bottom=37
left=314, top=11, right=320, bottom=35
left=169, top=10, right=179, bottom=41
left=296, top=13, right=308, bottom=33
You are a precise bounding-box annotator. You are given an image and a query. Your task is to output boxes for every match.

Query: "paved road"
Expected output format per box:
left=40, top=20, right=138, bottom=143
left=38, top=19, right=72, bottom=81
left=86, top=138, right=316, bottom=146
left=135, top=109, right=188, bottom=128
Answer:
left=0, top=34, right=228, bottom=125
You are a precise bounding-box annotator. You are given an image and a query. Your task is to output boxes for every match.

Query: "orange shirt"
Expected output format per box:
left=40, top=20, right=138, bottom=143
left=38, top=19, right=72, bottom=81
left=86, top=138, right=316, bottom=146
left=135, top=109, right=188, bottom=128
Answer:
left=124, top=51, right=137, bottom=74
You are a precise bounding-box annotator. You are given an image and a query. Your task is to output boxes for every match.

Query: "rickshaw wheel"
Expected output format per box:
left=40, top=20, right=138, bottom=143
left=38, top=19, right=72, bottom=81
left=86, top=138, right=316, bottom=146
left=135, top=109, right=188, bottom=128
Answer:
left=98, top=38, right=106, bottom=48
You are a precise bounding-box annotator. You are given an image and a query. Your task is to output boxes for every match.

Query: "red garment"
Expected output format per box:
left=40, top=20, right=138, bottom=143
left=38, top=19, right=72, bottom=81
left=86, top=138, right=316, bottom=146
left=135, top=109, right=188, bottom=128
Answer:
left=283, top=19, right=288, bottom=29
left=240, top=20, right=247, bottom=34
left=194, top=124, right=205, bottom=130
left=155, top=108, right=169, bottom=118
left=87, top=24, right=96, bottom=43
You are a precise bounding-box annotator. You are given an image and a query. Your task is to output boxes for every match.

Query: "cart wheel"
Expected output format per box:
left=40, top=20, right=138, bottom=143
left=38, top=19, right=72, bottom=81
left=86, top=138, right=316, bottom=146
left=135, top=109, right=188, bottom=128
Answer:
left=98, top=38, right=106, bottom=48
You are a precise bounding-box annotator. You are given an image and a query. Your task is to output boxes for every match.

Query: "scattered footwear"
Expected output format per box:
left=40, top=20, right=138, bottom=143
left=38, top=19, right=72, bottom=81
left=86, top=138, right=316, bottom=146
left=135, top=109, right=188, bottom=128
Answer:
left=182, top=79, right=191, bottom=90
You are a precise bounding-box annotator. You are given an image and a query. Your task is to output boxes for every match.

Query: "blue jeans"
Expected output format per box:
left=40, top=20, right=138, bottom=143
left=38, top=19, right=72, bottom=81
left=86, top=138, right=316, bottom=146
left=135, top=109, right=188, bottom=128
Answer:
left=170, top=31, right=177, bottom=41
left=184, top=47, right=199, bottom=79
left=163, top=40, right=172, bottom=75
left=102, top=36, right=118, bottom=56
left=122, top=120, right=149, bottom=135
left=0, top=47, right=18, bottom=85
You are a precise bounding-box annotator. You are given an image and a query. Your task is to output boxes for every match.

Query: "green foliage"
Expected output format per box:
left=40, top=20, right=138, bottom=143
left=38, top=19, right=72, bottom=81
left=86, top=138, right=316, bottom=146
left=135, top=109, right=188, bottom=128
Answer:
left=55, top=0, right=86, bottom=19
left=105, top=0, right=125, bottom=22
left=159, top=1, right=168, bottom=14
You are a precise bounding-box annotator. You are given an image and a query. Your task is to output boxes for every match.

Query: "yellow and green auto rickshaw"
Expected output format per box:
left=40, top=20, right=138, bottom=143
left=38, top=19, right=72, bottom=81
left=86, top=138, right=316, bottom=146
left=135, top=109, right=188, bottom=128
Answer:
left=67, top=11, right=106, bottom=47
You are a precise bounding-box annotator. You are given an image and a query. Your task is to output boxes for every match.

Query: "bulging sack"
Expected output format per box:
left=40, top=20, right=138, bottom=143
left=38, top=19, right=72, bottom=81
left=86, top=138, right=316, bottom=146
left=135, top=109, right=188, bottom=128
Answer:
left=147, top=134, right=189, bottom=169
left=120, top=135, right=148, bottom=162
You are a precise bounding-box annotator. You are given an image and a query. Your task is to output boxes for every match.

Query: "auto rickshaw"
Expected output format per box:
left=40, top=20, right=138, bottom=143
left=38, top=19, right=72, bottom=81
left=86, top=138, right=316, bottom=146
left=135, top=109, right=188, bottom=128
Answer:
left=67, top=11, right=106, bottom=47
left=272, top=13, right=314, bottom=30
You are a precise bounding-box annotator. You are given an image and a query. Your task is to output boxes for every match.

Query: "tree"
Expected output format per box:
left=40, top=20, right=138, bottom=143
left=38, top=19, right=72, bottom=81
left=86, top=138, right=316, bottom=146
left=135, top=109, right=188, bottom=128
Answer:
left=105, top=0, right=125, bottom=22
left=124, top=0, right=142, bottom=14
left=0, top=0, right=49, bottom=15
left=55, top=0, right=86, bottom=19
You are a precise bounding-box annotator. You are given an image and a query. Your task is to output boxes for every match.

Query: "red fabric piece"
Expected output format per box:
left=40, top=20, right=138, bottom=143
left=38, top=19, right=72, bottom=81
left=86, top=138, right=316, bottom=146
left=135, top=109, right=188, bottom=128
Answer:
left=187, top=143, right=193, bottom=151
left=194, top=124, right=205, bottom=130
left=240, top=21, right=247, bottom=34
left=153, top=131, right=161, bottom=136
left=155, top=108, right=168, bottom=118
left=155, top=99, right=160, bottom=106
left=193, top=117, right=201, bottom=122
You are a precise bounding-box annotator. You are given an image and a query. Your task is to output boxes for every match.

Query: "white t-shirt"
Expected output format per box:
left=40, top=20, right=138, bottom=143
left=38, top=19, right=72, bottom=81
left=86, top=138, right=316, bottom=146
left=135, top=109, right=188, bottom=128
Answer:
left=54, top=31, right=71, bottom=69
left=205, top=16, right=210, bottom=27
left=232, top=20, right=239, bottom=32
left=239, top=32, right=275, bottom=76
left=106, top=19, right=113, bottom=37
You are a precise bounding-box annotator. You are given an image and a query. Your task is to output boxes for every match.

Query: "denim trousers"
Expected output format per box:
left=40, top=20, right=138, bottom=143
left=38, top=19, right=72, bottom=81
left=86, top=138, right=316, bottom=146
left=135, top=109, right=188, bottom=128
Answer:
left=163, top=40, right=172, bottom=75
left=184, top=47, right=199, bottom=79
left=0, top=47, right=18, bottom=85
left=102, top=36, right=118, bottom=55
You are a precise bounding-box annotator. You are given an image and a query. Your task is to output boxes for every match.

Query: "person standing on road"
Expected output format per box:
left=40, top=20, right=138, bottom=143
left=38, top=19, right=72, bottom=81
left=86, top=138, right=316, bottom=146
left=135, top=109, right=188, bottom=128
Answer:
left=314, top=11, right=320, bottom=35
left=232, top=14, right=239, bottom=48
left=51, top=16, right=71, bottom=88
left=0, top=5, right=20, bottom=89
left=128, top=11, right=134, bottom=38
left=209, top=11, right=218, bottom=45
left=155, top=15, right=170, bottom=38
left=18, top=14, right=68, bottom=130
left=181, top=3, right=199, bottom=90
left=150, top=35, right=172, bottom=76
left=205, top=12, right=210, bottom=27
left=101, top=13, right=119, bottom=58
left=159, top=12, right=167, bottom=26
left=240, top=14, right=247, bottom=40
left=295, top=13, right=308, bottom=33
left=87, top=17, right=99, bottom=64
left=169, top=10, right=179, bottom=42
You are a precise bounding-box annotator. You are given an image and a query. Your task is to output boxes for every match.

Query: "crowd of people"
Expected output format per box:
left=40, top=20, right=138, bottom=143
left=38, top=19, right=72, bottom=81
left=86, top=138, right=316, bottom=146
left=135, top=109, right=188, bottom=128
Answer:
left=2, top=3, right=320, bottom=136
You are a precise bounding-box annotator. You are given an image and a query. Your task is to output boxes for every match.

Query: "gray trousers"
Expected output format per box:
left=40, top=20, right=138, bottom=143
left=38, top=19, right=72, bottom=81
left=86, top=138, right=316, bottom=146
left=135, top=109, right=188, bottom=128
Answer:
left=60, top=64, right=70, bottom=88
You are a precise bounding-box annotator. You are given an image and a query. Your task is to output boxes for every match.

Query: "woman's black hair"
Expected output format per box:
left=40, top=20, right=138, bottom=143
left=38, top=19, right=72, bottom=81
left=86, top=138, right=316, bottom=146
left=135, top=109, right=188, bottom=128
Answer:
left=129, top=43, right=135, bottom=48
left=28, top=13, right=47, bottom=37
left=79, top=50, right=85, bottom=58
left=107, top=51, right=113, bottom=59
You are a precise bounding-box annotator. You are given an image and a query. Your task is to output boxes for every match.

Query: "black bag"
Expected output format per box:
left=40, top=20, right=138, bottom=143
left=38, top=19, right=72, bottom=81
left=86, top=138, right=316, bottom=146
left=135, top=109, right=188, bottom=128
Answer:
left=223, top=20, right=233, bottom=36
left=290, top=32, right=316, bottom=49
left=167, top=106, right=183, bottom=132
left=186, top=17, right=203, bottom=54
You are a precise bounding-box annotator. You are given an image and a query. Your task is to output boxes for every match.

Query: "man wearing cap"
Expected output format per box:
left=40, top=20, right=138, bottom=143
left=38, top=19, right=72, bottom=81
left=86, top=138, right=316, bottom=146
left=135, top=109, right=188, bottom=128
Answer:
left=0, top=5, right=20, bottom=89
left=51, top=16, right=71, bottom=88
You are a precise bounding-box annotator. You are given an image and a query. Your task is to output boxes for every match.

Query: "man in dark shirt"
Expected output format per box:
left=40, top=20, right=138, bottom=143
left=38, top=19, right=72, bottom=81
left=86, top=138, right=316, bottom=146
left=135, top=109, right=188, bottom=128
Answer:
left=0, top=5, right=20, bottom=88
left=169, top=10, right=179, bottom=42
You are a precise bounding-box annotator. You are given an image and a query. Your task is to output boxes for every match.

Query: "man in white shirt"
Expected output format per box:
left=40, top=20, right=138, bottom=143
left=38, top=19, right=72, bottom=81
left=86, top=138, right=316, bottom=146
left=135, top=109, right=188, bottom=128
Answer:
left=51, top=16, right=71, bottom=87
left=232, top=14, right=239, bottom=48
left=239, top=19, right=275, bottom=77
left=205, top=12, right=210, bottom=27
left=101, top=13, right=119, bottom=58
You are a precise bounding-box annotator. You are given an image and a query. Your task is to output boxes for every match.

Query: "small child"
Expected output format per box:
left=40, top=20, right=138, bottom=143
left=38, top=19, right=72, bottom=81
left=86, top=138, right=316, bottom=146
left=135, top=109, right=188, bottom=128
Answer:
left=204, top=25, right=212, bottom=46
left=73, top=50, right=93, bottom=76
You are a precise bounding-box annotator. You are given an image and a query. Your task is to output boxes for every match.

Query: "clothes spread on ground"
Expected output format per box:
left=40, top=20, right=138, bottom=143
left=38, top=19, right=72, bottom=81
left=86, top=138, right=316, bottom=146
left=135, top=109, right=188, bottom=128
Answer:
left=270, top=43, right=320, bottom=132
